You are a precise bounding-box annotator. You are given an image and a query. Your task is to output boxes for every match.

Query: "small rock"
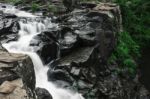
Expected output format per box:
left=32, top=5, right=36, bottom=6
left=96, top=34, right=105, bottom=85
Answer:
left=36, top=87, right=52, bottom=99
left=71, top=67, right=80, bottom=76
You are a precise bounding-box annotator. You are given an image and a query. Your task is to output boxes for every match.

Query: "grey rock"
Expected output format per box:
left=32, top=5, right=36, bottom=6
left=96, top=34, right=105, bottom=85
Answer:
left=0, top=51, right=36, bottom=99
left=36, top=87, right=52, bottom=99
left=30, top=33, right=58, bottom=64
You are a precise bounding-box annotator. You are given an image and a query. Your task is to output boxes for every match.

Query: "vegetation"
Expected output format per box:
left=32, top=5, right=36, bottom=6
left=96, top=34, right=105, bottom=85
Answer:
left=80, top=0, right=149, bottom=76
left=109, top=32, right=140, bottom=75
left=31, top=3, right=40, bottom=12
left=114, top=0, right=150, bottom=47
left=109, top=0, right=149, bottom=75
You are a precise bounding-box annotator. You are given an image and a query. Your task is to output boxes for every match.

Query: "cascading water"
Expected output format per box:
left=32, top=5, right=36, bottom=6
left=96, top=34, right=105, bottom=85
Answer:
left=1, top=4, right=84, bottom=99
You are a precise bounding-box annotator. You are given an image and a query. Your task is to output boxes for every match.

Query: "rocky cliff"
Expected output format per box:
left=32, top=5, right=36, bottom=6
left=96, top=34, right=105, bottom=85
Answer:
left=0, top=1, right=149, bottom=99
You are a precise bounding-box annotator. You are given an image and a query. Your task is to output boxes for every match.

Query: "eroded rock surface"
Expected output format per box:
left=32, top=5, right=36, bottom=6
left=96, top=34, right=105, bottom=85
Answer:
left=0, top=50, right=36, bottom=99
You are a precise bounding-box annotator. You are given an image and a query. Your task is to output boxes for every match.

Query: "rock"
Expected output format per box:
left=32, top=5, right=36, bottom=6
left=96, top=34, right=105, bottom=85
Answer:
left=0, top=51, right=36, bottom=99
left=59, top=27, right=79, bottom=56
left=48, top=4, right=121, bottom=93
left=62, top=0, right=79, bottom=12
left=0, top=13, right=19, bottom=36
left=47, top=69, right=73, bottom=83
left=47, top=3, right=150, bottom=99
left=71, top=67, right=80, bottom=76
left=30, top=33, right=59, bottom=64
left=0, top=79, right=28, bottom=99
left=58, top=47, right=94, bottom=66
left=36, top=87, right=52, bottom=99
left=0, top=81, right=17, bottom=94
left=0, top=70, right=18, bottom=85
left=80, top=2, right=97, bottom=9
left=0, top=2, right=149, bottom=99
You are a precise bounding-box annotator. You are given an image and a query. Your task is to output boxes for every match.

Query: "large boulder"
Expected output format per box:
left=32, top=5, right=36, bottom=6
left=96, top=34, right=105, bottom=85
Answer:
left=30, top=32, right=59, bottom=64
left=0, top=50, right=36, bottom=99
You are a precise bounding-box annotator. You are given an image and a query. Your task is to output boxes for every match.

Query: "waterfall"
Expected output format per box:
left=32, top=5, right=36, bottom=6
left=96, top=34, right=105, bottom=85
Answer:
left=1, top=4, right=84, bottom=99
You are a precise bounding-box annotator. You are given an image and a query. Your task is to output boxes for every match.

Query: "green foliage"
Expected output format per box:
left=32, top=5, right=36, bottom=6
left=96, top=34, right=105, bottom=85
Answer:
left=114, top=0, right=150, bottom=47
left=108, top=0, right=149, bottom=76
left=48, top=5, right=57, bottom=13
left=109, top=32, right=140, bottom=75
left=31, top=3, right=40, bottom=12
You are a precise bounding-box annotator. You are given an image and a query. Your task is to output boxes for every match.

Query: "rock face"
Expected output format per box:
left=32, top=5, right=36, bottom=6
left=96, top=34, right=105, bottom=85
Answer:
left=46, top=3, right=149, bottom=99
left=0, top=50, right=36, bottom=99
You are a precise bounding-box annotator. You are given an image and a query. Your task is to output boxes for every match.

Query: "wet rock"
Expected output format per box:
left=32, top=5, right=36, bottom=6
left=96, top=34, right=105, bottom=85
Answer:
left=30, top=33, right=58, bottom=64
left=0, top=51, right=36, bottom=99
left=0, top=13, right=19, bottom=36
left=47, top=3, right=150, bottom=99
left=47, top=69, right=73, bottom=84
left=36, top=87, right=52, bottom=99
left=0, top=34, right=19, bottom=44
left=48, top=4, right=120, bottom=93
left=58, top=47, right=94, bottom=66
left=59, top=27, right=79, bottom=56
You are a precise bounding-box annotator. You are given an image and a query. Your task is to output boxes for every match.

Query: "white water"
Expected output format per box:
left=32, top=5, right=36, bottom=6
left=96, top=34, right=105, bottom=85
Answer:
left=1, top=4, right=84, bottom=99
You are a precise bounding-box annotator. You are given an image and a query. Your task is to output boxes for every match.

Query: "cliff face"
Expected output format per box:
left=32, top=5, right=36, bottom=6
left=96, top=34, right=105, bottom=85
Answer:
left=45, top=3, right=149, bottom=99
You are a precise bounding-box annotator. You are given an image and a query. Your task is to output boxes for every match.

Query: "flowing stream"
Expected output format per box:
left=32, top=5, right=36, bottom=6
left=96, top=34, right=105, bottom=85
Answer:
left=1, top=4, right=84, bottom=99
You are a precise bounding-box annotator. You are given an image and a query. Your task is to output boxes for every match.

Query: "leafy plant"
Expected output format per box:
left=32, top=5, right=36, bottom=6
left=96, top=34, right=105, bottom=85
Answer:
left=31, top=3, right=40, bottom=12
left=108, top=0, right=149, bottom=76
left=109, top=32, right=140, bottom=75
left=48, top=5, right=57, bottom=13
left=114, top=0, right=150, bottom=47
